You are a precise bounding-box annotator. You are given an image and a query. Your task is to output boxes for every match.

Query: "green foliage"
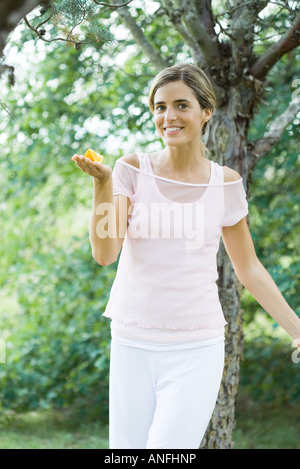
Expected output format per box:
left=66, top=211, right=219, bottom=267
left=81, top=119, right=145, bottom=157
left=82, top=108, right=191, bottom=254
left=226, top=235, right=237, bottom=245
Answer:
left=30, top=0, right=115, bottom=46
left=239, top=312, right=300, bottom=404
left=0, top=103, right=116, bottom=415
left=0, top=38, right=117, bottom=416
left=0, top=4, right=173, bottom=413
left=240, top=55, right=300, bottom=404
left=0, top=236, right=114, bottom=415
left=234, top=399, right=300, bottom=449
left=0, top=1, right=299, bottom=417
left=52, top=0, right=99, bottom=25
left=241, top=339, right=300, bottom=404
left=245, top=54, right=299, bottom=316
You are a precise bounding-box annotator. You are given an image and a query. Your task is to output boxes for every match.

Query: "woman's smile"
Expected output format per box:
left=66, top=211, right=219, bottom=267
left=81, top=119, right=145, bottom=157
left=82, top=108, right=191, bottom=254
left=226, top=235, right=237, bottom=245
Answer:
left=163, top=126, right=184, bottom=135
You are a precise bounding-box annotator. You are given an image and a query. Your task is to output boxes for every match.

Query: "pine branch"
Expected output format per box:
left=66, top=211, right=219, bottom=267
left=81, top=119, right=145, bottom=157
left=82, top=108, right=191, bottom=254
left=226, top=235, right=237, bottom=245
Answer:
left=24, top=15, right=95, bottom=46
left=248, top=97, right=300, bottom=164
left=23, top=1, right=116, bottom=49
left=250, top=13, right=300, bottom=81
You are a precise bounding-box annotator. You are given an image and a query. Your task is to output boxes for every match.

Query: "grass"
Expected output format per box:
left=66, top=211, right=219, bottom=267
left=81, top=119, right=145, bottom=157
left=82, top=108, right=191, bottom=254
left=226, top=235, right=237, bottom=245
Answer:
left=0, top=398, right=299, bottom=449
left=0, top=410, right=109, bottom=449
left=234, top=397, right=300, bottom=449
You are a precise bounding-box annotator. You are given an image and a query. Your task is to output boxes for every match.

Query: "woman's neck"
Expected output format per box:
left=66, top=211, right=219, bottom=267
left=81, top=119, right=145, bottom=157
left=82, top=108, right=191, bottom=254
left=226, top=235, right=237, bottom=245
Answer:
left=161, top=144, right=207, bottom=174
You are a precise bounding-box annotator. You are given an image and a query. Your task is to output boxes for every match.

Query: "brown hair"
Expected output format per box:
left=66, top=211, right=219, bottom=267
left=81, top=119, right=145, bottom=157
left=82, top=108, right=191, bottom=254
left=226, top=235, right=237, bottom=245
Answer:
left=149, top=63, right=216, bottom=137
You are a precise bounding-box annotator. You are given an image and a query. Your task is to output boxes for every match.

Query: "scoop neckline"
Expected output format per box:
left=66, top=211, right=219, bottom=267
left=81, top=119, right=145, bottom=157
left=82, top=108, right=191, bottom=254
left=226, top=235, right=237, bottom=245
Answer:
left=116, top=158, right=243, bottom=187
left=147, top=152, right=214, bottom=187
left=149, top=155, right=213, bottom=204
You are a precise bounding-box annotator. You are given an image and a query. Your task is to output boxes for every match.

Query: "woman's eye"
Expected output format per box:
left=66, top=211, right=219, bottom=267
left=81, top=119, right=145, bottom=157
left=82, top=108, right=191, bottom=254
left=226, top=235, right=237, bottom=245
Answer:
left=155, top=104, right=188, bottom=112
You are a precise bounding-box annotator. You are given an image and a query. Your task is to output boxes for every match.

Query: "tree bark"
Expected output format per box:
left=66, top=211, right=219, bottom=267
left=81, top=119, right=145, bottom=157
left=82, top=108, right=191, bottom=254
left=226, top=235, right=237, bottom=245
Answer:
left=201, top=242, right=244, bottom=449
left=0, top=0, right=42, bottom=62
left=200, top=95, right=252, bottom=448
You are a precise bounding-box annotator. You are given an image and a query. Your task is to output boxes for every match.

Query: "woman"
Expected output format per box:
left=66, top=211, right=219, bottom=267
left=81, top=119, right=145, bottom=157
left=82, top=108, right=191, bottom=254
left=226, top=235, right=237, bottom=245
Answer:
left=72, top=63, right=300, bottom=449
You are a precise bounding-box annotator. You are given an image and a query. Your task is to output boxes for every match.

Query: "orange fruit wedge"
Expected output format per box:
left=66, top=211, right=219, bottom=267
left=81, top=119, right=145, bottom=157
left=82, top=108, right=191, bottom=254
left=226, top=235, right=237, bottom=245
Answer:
left=85, top=148, right=104, bottom=163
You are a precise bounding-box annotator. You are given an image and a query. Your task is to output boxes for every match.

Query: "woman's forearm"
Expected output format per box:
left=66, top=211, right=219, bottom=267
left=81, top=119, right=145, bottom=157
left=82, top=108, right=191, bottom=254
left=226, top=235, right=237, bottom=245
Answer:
left=237, top=259, right=300, bottom=342
left=89, top=177, right=119, bottom=266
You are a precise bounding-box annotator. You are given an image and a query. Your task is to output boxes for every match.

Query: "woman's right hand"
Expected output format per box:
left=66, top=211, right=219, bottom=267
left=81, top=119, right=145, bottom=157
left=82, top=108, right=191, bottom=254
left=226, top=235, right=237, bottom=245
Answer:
left=71, top=154, right=112, bottom=183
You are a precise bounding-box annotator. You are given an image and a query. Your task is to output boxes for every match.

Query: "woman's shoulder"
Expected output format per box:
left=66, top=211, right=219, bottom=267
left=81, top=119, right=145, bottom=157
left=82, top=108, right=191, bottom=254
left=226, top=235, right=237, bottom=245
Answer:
left=223, top=165, right=242, bottom=182
left=118, top=153, right=140, bottom=168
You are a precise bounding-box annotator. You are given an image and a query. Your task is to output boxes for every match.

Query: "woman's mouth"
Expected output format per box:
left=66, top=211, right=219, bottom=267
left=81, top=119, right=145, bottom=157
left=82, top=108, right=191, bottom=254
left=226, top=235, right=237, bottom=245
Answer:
left=163, top=126, right=183, bottom=135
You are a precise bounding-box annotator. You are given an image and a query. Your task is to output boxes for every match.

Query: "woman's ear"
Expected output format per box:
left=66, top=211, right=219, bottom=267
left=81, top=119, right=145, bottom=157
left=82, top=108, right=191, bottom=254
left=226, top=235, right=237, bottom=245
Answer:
left=203, top=108, right=213, bottom=122
left=201, top=108, right=213, bottom=136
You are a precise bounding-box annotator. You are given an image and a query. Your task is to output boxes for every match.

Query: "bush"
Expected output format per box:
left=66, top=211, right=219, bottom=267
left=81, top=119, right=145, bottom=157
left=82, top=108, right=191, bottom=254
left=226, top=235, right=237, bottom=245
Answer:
left=0, top=235, right=115, bottom=420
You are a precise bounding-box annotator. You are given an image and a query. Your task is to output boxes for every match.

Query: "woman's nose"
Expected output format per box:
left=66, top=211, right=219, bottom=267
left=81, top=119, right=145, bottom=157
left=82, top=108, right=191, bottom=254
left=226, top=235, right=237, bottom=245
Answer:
left=164, top=106, right=177, bottom=121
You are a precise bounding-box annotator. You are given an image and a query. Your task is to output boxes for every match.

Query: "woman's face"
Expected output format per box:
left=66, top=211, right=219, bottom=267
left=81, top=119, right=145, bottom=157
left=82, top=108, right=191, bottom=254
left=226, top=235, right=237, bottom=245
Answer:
left=153, top=80, right=212, bottom=147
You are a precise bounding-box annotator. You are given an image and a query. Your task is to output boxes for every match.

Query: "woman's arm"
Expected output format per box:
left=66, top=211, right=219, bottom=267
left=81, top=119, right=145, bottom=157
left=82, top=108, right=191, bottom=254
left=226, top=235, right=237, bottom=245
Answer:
left=72, top=154, right=132, bottom=266
left=222, top=217, right=300, bottom=349
left=90, top=178, right=130, bottom=266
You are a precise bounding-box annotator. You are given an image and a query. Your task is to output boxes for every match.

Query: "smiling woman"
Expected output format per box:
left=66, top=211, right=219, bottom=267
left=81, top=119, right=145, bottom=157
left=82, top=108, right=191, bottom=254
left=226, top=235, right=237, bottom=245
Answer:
left=72, top=62, right=300, bottom=450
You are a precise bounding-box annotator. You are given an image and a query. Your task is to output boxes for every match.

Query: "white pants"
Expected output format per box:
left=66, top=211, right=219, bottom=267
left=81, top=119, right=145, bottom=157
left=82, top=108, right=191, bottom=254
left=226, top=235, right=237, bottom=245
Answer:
left=109, top=335, right=225, bottom=449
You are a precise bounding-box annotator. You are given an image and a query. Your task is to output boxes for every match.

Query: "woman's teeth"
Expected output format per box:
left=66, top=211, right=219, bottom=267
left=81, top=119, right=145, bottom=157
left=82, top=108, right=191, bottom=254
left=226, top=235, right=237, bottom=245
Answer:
left=164, top=127, right=182, bottom=132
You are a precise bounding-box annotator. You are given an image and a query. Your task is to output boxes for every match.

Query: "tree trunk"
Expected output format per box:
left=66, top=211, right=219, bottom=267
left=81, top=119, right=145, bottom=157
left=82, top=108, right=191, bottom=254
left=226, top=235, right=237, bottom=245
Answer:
left=201, top=243, right=244, bottom=448
left=200, top=92, right=253, bottom=448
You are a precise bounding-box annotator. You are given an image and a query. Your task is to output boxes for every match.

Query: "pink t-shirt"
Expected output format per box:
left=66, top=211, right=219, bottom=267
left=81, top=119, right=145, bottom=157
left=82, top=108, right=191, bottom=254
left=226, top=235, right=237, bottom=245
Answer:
left=103, top=153, right=248, bottom=342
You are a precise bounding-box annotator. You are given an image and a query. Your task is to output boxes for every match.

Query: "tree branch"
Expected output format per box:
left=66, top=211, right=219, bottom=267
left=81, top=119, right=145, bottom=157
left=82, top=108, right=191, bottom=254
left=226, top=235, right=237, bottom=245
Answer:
left=180, top=0, right=221, bottom=67
left=229, top=0, right=269, bottom=68
left=24, top=15, right=95, bottom=47
left=0, top=0, right=42, bottom=64
left=250, top=13, right=300, bottom=81
left=161, top=0, right=206, bottom=66
left=160, top=0, right=226, bottom=105
left=248, top=97, right=300, bottom=164
left=108, top=0, right=168, bottom=71
left=193, top=0, right=216, bottom=39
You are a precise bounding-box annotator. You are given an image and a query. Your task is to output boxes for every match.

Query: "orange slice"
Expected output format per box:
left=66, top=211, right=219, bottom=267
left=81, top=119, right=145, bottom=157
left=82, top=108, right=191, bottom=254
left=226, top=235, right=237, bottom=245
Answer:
left=85, top=148, right=104, bottom=163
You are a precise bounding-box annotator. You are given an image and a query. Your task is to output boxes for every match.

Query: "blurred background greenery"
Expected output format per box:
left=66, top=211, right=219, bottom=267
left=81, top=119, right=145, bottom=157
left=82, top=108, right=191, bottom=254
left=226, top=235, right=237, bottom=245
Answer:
left=0, top=0, right=299, bottom=449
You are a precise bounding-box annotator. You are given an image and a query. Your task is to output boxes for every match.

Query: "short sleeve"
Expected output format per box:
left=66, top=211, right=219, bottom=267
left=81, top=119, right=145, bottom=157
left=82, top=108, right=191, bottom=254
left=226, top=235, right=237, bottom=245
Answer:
left=222, top=179, right=248, bottom=226
left=112, top=161, right=135, bottom=205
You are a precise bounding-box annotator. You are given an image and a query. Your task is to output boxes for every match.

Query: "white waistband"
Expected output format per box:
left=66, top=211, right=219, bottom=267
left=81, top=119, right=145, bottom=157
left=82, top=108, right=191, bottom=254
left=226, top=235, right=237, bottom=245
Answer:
left=111, top=332, right=225, bottom=352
